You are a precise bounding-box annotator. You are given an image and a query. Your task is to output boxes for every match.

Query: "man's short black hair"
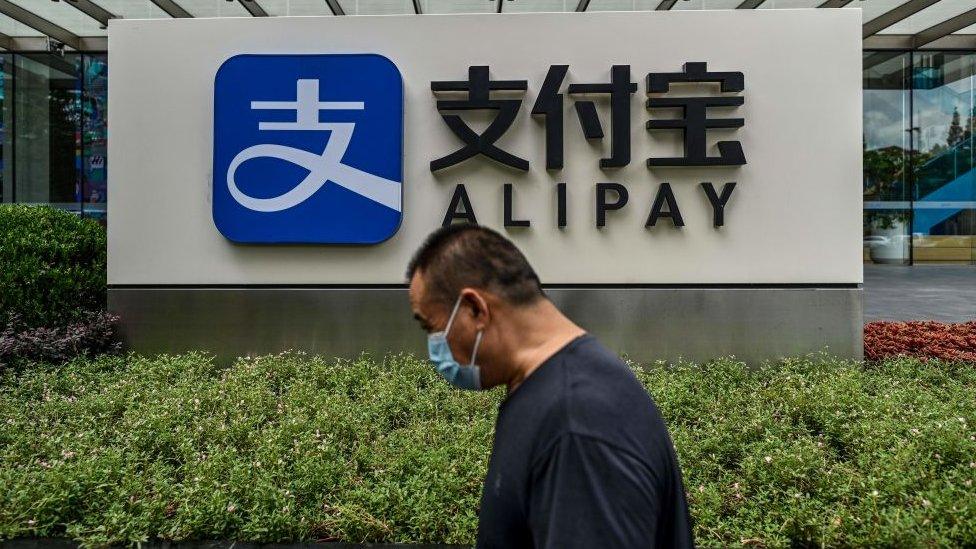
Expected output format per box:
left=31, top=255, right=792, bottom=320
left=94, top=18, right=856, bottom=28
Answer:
left=406, top=224, right=545, bottom=308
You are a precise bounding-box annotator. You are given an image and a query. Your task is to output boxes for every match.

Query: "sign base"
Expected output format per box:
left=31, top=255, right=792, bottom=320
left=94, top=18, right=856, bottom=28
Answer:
left=108, top=287, right=862, bottom=365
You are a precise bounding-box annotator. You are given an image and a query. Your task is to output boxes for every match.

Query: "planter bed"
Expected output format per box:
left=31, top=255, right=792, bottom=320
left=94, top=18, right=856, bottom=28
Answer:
left=2, top=353, right=974, bottom=547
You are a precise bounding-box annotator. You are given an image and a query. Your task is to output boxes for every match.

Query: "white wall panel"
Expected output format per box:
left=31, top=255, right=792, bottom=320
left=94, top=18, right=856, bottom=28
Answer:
left=108, top=10, right=862, bottom=284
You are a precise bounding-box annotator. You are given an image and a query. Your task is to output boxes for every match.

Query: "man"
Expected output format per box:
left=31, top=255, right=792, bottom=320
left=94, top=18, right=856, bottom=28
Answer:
left=407, top=224, right=694, bottom=548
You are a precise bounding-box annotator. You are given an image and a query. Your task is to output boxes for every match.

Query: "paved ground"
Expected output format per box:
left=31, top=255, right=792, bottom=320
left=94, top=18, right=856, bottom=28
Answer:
left=864, top=265, right=976, bottom=323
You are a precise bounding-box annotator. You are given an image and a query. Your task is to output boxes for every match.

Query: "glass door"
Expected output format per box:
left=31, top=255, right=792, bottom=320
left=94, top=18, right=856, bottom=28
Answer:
left=863, top=51, right=912, bottom=265
left=13, top=53, right=82, bottom=214
left=910, top=52, right=976, bottom=264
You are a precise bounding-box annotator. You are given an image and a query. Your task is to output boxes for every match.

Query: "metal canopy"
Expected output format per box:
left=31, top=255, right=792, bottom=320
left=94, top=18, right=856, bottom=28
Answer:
left=0, top=0, right=82, bottom=50
left=236, top=0, right=268, bottom=17
left=817, top=0, right=853, bottom=8
left=148, top=0, right=192, bottom=17
left=737, top=0, right=765, bottom=9
left=0, top=0, right=968, bottom=52
left=863, top=0, right=940, bottom=38
left=65, top=0, right=117, bottom=27
left=913, top=7, right=976, bottom=47
left=325, top=0, right=345, bottom=15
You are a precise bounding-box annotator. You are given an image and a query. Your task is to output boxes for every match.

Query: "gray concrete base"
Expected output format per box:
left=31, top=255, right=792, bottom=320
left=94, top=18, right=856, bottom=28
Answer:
left=108, top=287, right=863, bottom=364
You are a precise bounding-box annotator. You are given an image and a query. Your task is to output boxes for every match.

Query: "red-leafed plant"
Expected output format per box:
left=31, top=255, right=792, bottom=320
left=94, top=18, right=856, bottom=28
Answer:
left=0, top=311, right=121, bottom=371
left=864, top=320, right=976, bottom=362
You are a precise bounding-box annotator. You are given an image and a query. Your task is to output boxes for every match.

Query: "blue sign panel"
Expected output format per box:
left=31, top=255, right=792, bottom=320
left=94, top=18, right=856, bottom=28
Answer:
left=213, top=54, right=403, bottom=244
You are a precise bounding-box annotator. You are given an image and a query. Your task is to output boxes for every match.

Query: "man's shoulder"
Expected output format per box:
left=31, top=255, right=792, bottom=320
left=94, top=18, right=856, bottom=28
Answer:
left=494, top=337, right=610, bottom=441
left=559, top=337, right=672, bottom=455
left=494, top=336, right=676, bottom=492
left=563, top=336, right=653, bottom=407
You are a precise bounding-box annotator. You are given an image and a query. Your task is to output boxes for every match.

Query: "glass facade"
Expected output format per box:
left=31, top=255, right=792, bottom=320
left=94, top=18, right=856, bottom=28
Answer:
left=83, top=54, right=109, bottom=220
left=0, top=52, right=108, bottom=224
left=863, top=50, right=976, bottom=265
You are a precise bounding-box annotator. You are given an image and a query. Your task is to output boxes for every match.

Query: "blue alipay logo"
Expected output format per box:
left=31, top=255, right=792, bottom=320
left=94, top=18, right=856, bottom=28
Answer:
left=213, top=54, right=403, bottom=244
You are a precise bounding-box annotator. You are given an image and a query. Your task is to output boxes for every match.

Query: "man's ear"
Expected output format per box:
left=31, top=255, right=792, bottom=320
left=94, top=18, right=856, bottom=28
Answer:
left=460, top=288, right=490, bottom=324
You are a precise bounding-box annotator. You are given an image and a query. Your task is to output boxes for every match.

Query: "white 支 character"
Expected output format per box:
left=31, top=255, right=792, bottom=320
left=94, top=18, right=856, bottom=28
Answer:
left=227, top=79, right=401, bottom=213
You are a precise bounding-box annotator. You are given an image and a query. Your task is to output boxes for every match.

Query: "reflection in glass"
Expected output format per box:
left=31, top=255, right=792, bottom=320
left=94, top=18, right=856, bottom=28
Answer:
left=14, top=54, right=82, bottom=213
left=863, top=51, right=911, bottom=264
left=911, top=52, right=976, bottom=264
left=83, top=55, right=108, bottom=222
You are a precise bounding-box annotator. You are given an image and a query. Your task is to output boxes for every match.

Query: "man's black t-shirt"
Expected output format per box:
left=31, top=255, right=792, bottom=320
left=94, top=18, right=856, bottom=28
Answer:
left=476, top=334, right=694, bottom=549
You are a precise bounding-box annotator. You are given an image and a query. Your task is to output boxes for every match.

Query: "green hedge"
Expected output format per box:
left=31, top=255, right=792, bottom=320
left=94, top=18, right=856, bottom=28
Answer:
left=1, top=353, right=974, bottom=547
left=0, top=205, right=107, bottom=328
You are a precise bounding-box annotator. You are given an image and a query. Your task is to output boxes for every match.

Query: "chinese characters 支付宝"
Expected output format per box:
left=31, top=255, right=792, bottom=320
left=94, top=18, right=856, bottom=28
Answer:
left=430, top=62, right=743, bottom=229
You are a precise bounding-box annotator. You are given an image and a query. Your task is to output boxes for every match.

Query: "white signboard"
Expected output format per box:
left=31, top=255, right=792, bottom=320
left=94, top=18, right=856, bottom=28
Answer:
left=108, top=10, right=862, bottom=285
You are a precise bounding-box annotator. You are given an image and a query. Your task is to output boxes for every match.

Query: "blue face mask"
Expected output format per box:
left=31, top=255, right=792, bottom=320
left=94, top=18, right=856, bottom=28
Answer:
left=427, top=296, right=484, bottom=391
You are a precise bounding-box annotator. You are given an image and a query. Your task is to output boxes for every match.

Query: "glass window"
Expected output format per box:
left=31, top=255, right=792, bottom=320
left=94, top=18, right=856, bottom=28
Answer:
left=14, top=54, right=82, bottom=214
left=863, top=51, right=911, bottom=265
left=911, top=52, right=976, bottom=264
left=0, top=55, right=11, bottom=204
left=82, top=54, right=108, bottom=223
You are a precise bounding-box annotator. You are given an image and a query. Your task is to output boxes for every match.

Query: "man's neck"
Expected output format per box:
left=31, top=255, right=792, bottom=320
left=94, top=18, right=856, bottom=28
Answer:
left=501, top=299, right=587, bottom=395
